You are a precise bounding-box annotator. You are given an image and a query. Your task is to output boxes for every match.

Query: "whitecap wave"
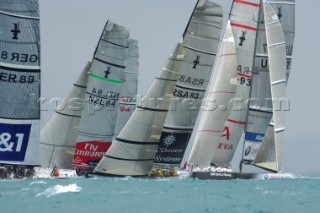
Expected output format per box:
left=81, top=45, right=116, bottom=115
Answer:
left=35, top=184, right=81, bottom=197
left=30, top=181, right=47, bottom=185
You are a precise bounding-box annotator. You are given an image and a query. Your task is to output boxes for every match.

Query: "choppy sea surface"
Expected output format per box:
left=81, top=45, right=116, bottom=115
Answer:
left=0, top=174, right=319, bottom=213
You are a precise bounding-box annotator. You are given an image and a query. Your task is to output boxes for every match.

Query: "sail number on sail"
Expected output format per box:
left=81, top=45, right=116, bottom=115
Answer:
left=1, top=51, right=38, bottom=63
left=87, top=87, right=120, bottom=107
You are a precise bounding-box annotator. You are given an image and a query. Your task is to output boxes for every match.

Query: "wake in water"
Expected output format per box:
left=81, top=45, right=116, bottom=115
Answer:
left=35, top=183, right=81, bottom=197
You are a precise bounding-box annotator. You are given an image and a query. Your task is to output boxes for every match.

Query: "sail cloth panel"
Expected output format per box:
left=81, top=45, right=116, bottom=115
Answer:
left=187, top=21, right=238, bottom=170
left=254, top=2, right=287, bottom=173
left=94, top=0, right=222, bottom=176
left=73, top=22, right=129, bottom=168
left=243, top=0, right=295, bottom=162
left=0, top=0, right=40, bottom=166
left=153, top=1, right=222, bottom=168
left=210, top=0, right=261, bottom=164
left=39, top=62, right=90, bottom=169
left=113, top=39, right=139, bottom=138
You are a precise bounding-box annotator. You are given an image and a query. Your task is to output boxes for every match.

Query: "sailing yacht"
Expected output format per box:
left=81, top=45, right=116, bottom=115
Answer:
left=94, top=0, right=223, bottom=177
left=0, top=0, right=41, bottom=179
left=188, top=0, right=295, bottom=180
left=37, top=21, right=138, bottom=178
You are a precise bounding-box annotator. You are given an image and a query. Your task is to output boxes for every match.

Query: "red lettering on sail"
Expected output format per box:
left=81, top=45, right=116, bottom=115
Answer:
left=218, top=143, right=234, bottom=150
left=221, top=126, right=230, bottom=140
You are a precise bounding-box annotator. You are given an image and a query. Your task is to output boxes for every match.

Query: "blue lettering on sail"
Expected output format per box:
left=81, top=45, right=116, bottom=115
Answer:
left=0, top=123, right=31, bottom=161
left=245, top=132, right=264, bottom=142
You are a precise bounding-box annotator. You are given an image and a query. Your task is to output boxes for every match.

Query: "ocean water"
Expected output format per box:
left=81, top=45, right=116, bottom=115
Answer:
left=1, top=174, right=319, bottom=213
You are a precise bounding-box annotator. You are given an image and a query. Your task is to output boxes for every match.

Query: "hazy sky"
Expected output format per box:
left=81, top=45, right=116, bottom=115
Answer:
left=39, top=0, right=320, bottom=173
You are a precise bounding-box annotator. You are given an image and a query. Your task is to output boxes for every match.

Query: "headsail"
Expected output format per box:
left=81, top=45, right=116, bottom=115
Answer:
left=94, top=0, right=222, bottom=176
left=153, top=0, right=222, bottom=168
left=0, top=0, right=41, bottom=166
left=242, top=0, right=295, bottom=164
left=210, top=0, right=261, bottom=164
left=254, top=1, right=287, bottom=173
left=72, top=21, right=129, bottom=169
left=39, top=62, right=90, bottom=169
left=187, top=21, right=237, bottom=170
left=113, top=39, right=139, bottom=139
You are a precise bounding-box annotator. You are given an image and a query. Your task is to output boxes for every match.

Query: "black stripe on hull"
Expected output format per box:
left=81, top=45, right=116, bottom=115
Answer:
left=102, top=39, right=129, bottom=48
left=175, top=84, right=206, bottom=92
left=249, top=108, right=272, bottom=114
left=105, top=155, right=154, bottom=162
left=0, top=64, right=40, bottom=73
left=116, top=137, right=158, bottom=145
left=136, top=106, right=168, bottom=112
left=73, top=84, right=87, bottom=89
left=156, top=77, right=177, bottom=82
left=94, top=57, right=125, bottom=69
left=55, top=111, right=81, bottom=118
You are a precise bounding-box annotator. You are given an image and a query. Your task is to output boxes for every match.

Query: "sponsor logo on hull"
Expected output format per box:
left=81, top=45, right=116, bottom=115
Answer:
left=72, top=141, right=111, bottom=168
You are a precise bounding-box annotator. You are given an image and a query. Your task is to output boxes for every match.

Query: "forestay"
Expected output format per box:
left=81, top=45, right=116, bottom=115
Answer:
left=187, top=21, right=238, bottom=170
left=153, top=0, right=222, bottom=168
left=40, top=62, right=90, bottom=169
left=0, top=0, right=41, bottom=166
left=254, top=1, right=287, bottom=173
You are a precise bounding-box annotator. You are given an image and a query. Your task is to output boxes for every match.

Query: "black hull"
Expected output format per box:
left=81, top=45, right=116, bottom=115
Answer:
left=191, top=172, right=284, bottom=180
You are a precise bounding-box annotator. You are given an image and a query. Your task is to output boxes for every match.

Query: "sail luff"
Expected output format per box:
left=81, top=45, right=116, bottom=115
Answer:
left=254, top=1, right=287, bottom=173
left=187, top=21, right=237, bottom=170
left=94, top=0, right=222, bottom=176
left=0, top=0, right=41, bottom=166
left=39, top=61, right=90, bottom=169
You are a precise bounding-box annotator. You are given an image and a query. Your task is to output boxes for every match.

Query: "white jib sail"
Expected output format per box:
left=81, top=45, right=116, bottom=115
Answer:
left=0, top=0, right=41, bottom=166
left=153, top=0, right=222, bottom=168
left=254, top=1, right=287, bottom=173
left=242, top=0, right=295, bottom=162
left=113, top=39, right=139, bottom=139
left=39, top=62, right=90, bottom=169
left=187, top=21, right=238, bottom=170
left=73, top=21, right=129, bottom=169
left=210, top=0, right=261, bottom=164
left=94, top=0, right=221, bottom=176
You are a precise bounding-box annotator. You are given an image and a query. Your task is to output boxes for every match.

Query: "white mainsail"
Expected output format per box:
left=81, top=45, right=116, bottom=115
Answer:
left=39, top=62, right=90, bottom=169
left=113, top=39, right=139, bottom=139
left=0, top=0, right=41, bottom=166
left=210, top=0, right=261, bottom=164
left=242, top=0, right=295, bottom=163
left=73, top=21, right=129, bottom=168
left=187, top=21, right=238, bottom=170
left=153, top=0, right=222, bottom=168
left=94, top=0, right=222, bottom=176
left=254, top=1, right=287, bottom=173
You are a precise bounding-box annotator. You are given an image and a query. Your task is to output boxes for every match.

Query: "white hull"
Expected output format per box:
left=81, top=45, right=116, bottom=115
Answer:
left=34, top=167, right=78, bottom=179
